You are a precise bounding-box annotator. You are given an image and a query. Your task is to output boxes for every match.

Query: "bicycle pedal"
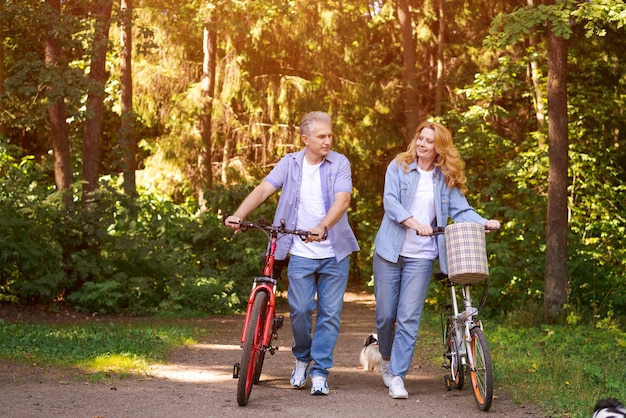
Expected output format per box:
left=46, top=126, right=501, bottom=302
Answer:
left=233, top=362, right=240, bottom=379
left=268, top=346, right=278, bottom=355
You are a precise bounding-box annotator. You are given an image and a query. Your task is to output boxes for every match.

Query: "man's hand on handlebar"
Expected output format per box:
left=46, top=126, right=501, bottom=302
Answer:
left=224, top=215, right=243, bottom=233
left=305, top=225, right=327, bottom=243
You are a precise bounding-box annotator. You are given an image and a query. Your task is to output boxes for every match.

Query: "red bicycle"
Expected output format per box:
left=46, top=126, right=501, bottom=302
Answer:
left=226, top=217, right=322, bottom=406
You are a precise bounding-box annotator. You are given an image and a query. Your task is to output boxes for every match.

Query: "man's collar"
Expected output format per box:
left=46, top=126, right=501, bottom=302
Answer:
left=293, top=148, right=336, bottom=164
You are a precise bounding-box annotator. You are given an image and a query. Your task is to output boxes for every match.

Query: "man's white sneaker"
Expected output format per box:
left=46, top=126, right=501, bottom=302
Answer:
left=388, top=375, right=408, bottom=399
left=290, top=360, right=309, bottom=388
left=381, top=359, right=392, bottom=387
left=310, top=375, right=329, bottom=396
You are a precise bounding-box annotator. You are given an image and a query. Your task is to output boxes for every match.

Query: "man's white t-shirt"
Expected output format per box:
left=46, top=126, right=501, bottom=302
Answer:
left=290, top=159, right=335, bottom=259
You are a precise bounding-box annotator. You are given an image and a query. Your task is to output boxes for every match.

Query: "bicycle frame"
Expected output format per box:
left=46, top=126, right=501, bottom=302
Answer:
left=448, top=282, right=481, bottom=379
left=239, top=233, right=279, bottom=352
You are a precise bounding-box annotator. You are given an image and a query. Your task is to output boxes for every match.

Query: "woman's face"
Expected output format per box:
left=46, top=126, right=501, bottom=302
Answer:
left=415, top=127, right=437, bottom=162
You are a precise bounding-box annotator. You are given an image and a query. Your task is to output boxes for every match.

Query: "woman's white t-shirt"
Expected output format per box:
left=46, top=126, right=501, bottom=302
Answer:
left=400, top=167, right=438, bottom=259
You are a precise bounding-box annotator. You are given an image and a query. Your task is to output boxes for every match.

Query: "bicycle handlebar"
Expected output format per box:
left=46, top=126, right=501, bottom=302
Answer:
left=430, top=225, right=500, bottom=236
left=224, top=217, right=328, bottom=241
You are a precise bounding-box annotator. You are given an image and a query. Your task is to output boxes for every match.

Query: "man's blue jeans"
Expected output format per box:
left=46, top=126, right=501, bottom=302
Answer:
left=287, top=255, right=350, bottom=378
left=373, top=252, right=433, bottom=378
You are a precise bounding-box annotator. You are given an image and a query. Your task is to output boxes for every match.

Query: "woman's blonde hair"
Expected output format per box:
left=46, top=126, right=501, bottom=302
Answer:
left=395, top=121, right=468, bottom=194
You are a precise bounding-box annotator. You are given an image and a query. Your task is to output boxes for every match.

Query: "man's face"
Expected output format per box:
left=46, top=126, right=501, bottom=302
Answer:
left=302, top=121, right=333, bottom=160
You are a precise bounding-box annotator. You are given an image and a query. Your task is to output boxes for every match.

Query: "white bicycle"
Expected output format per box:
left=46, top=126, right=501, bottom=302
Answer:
left=433, top=225, right=498, bottom=411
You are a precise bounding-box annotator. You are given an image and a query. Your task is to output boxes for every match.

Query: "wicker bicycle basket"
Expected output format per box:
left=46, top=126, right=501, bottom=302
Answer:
left=444, top=222, right=489, bottom=284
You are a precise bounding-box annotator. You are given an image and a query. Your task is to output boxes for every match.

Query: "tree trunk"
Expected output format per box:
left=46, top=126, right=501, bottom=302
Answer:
left=0, top=0, right=5, bottom=139
left=82, top=0, right=113, bottom=203
left=544, top=20, right=569, bottom=321
left=527, top=0, right=545, bottom=134
left=198, top=22, right=217, bottom=208
left=221, top=129, right=230, bottom=185
left=45, top=0, right=73, bottom=192
left=396, top=0, right=419, bottom=143
left=434, top=0, right=445, bottom=116
left=120, top=0, right=136, bottom=196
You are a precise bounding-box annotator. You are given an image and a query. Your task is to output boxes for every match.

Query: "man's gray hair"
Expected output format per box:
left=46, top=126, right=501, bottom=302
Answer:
left=300, top=111, right=332, bottom=136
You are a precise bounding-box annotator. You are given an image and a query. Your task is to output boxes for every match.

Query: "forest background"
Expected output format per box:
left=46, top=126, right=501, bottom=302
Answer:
left=0, top=0, right=625, bottom=328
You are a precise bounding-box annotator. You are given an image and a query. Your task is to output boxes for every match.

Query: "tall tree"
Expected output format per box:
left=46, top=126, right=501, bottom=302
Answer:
left=44, top=0, right=73, bottom=192
left=434, top=0, right=446, bottom=116
left=396, top=0, right=419, bottom=142
left=527, top=0, right=545, bottom=132
left=0, top=0, right=5, bottom=139
left=544, top=10, right=569, bottom=320
left=82, top=0, right=113, bottom=201
left=198, top=15, right=217, bottom=207
left=120, top=0, right=136, bottom=196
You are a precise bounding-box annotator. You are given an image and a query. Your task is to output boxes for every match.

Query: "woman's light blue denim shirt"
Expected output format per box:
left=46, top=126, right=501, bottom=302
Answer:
left=374, top=159, right=487, bottom=274
left=264, top=149, right=360, bottom=262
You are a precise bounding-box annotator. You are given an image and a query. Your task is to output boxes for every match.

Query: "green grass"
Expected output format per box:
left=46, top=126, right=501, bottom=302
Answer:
left=419, top=308, right=626, bottom=418
left=490, top=320, right=626, bottom=417
left=0, top=320, right=196, bottom=378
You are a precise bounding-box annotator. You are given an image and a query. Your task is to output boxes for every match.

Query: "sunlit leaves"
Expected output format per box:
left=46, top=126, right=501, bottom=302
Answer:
left=571, top=0, right=626, bottom=37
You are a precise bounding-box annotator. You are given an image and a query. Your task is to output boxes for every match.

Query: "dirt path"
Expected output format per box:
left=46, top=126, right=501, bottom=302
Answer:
left=0, top=291, right=542, bottom=417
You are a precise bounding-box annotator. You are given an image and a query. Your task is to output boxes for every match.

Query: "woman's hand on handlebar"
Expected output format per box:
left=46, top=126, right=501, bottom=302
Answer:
left=415, top=224, right=433, bottom=236
left=485, top=219, right=500, bottom=231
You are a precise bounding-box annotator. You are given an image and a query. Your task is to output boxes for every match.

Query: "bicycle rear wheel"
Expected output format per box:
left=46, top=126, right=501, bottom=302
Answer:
left=237, top=291, right=269, bottom=406
left=444, top=317, right=464, bottom=390
left=468, top=327, right=493, bottom=411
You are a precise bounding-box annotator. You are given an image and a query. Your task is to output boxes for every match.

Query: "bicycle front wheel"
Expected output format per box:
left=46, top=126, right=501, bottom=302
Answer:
left=252, top=318, right=269, bottom=384
left=468, top=327, right=493, bottom=411
left=237, top=291, right=269, bottom=406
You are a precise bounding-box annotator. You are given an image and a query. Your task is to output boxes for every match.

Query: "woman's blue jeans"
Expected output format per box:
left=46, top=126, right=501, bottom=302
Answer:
left=373, top=252, right=433, bottom=378
left=287, top=255, right=350, bottom=378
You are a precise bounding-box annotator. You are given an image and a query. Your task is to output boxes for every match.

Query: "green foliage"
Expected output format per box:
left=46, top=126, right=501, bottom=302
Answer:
left=486, top=0, right=577, bottom=49
left=439, top=9, right=626, bottom=322
left=0, top=143, right=271, bottom=314
left=571, top=0, right=626, bottom=37
left=2, top=0, right=88, bottom=134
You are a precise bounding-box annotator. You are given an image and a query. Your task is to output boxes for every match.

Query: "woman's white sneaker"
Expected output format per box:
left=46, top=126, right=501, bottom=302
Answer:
left=388, top=375, right=408, bottom=399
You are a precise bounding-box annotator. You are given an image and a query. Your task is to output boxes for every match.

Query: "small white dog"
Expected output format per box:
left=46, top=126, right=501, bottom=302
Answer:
left=593, top=399, right=626, bottom=418
left=359, top=333, right=382, bottom=372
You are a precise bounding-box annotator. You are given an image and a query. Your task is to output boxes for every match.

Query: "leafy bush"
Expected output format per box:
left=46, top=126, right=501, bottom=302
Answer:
left=0, top=143, right=274, bottom=314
